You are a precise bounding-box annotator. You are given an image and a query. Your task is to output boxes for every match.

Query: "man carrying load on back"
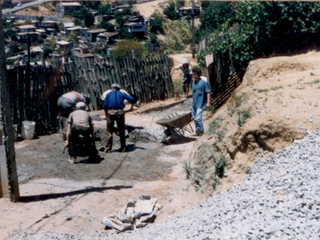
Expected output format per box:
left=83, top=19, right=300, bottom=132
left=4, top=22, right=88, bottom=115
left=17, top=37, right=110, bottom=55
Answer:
left=57, top=91, right=91, bottom=141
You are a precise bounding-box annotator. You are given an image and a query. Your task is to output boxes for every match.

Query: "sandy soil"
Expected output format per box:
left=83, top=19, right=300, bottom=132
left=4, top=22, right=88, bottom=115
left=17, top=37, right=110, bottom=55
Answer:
left=196, top=50, right=320, bottom=196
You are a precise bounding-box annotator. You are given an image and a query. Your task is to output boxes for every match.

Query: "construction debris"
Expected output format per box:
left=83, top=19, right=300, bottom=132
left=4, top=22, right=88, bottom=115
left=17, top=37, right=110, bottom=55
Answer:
left=101, top=195, right=162, bottom=232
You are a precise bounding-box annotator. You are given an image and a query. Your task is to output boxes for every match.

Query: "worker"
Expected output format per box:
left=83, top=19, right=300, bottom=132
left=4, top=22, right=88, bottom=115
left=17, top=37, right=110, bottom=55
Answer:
left=101, top=88, right=140, bottom=110
left=192, top=67, right=211, bottom=136
left=65, top=102, right=97, bottom=164
left=103, top=83, right=134, bottom=153
left=57, top=91, right=90, bottom=140
left=170, top=59, right=192, bottom=98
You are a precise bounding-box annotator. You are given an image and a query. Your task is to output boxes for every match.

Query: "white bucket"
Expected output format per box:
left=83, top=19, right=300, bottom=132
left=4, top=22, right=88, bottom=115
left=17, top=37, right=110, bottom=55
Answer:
left=21, top=121, right=35, bottom=140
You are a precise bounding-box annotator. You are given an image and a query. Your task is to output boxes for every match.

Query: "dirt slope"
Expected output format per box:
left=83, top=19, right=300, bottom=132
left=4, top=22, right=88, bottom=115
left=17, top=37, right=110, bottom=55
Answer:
left=189, top=50, right=320, bottom=194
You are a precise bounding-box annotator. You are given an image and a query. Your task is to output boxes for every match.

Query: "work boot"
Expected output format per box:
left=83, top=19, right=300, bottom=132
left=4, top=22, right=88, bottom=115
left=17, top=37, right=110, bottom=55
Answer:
left=118, top=146, right=127, bottom=152
left=197, top=130, right=204, bottom=136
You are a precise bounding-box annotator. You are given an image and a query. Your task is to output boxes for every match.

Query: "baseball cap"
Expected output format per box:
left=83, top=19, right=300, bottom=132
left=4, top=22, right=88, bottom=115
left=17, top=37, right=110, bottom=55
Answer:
left=76, top=102, right=86, bottom=109
left=111, top=83, right=121, bottom=89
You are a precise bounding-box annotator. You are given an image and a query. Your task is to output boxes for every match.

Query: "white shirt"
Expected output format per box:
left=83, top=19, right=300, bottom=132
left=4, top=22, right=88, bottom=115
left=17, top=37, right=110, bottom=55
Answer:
left=101, top=89, right=131, bottom=101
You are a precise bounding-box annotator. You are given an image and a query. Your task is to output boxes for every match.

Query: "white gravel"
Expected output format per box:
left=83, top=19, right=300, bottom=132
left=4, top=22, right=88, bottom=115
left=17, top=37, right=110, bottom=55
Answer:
left=14, top=127, right=320, bottom=240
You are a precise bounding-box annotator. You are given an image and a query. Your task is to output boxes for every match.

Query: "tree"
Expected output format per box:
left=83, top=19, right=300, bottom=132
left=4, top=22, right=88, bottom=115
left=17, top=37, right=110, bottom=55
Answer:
left=74, top=18, right=83, bottom=27
left=163, top=1, right=180, bottom=20
left=65, top=32, right=78, bottom=44
left=43, top=45, right=53, bottom=58
left=49, top=39, right=56, bottom=50
left=112, top=39, right=147, bottom=59
left=84, top=12, right=94, bottom=28
left=98, top=21, right=115, bottom=32
left=8, top=43, right=20, bottom=56
left=198, top=2, right=237, bottom=35
left=1, top=0, right=13, bottom=9
left=150, top=12, right=163, bottom=33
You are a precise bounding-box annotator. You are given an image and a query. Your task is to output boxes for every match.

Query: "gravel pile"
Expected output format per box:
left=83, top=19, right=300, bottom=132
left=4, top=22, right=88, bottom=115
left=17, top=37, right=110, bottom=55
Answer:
left=15, top=128, right=320, bottom=240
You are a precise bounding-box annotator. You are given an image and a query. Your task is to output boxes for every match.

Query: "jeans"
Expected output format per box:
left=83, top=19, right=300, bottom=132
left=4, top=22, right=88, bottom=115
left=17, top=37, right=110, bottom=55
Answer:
left=192, top=107, right=204, bottom=132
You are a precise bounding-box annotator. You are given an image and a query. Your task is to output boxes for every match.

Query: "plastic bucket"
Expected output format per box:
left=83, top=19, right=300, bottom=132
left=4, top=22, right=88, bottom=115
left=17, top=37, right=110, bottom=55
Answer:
left=21, top=121, right=35, bottom=140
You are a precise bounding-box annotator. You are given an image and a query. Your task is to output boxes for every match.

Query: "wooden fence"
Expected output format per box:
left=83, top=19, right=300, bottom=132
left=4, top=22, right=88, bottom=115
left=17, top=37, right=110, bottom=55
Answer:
left=7, top=53, right=173, bottom=135
left=200, top=35, right=244, bottom=110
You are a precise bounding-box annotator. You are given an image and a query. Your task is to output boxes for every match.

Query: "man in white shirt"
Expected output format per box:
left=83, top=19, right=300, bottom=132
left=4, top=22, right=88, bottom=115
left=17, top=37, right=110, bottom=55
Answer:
left=170, top=59, right=192, bottom=98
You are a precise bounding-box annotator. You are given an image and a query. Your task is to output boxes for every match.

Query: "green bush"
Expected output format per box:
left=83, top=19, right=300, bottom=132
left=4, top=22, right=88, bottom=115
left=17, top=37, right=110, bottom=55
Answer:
left=197, top=2, right=320, bottom=75
left=111, top=39, right=147, bottom=59
left=215, top=158, right=225, bottom=177
left=150, top=12, right=163, bottom=33
left=163, top=1, right=181, bottom=20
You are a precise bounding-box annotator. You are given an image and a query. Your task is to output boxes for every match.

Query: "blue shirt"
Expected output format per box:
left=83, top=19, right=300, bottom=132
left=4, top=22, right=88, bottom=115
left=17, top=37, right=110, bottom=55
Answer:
left=103, top=90, right=134, bottom=109
left=192, top=79, right=211, bottom=109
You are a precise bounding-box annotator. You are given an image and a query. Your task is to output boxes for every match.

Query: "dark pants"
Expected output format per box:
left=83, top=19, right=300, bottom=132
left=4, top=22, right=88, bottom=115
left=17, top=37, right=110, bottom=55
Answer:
left=69, top=126, right=95, bottom=157
left=105, top=109, right=126, bottom=152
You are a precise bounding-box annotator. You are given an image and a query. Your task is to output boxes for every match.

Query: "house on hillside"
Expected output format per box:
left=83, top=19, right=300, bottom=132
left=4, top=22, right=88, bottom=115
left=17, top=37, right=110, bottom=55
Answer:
left=80, top=29, right=106, bottom=42
left=57, top=2, right=81, bottom=16
left=72, top=44, right=94, bottom=58
left=97, top=32, right=120, bottom=44
left=123, top=22, right=145, bottom=36
left=16, top=32, right=39, bottom=43
left=179, top=6, right=200, bottom=17
left=37, top=21, right=57, bottom=29
left=35, top=29, right=46, bottom=38
left=30, top=46, right=43, bottom=58
left=56, top=40, right=70, bottom=50
left=18, top=25, right=36, bottom=33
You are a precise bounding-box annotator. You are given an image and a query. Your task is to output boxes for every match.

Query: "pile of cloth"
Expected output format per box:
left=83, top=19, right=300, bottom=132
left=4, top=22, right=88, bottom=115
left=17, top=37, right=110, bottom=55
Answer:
left=101, top=195, right=162, bottom=232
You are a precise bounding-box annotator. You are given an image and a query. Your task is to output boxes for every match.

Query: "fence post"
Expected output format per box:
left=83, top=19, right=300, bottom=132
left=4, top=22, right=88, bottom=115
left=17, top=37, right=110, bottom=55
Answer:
left=0, top=5, right=20, bottom=202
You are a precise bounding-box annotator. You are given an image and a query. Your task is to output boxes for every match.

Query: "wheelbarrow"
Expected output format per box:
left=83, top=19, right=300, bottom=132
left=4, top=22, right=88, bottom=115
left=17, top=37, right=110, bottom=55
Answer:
left=155, top=111, right=193, bottom=143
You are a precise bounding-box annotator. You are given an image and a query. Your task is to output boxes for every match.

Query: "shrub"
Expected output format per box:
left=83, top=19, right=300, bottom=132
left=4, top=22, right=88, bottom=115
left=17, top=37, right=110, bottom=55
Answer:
left=150, top=12, right=163, bottom=33
left=163, top=1, right=180, bottom=20
left=111, top=39, right=147, bottom=59
left=237, top=109, right=252, bottom=126
left=215, top=158, right=225, bottom=177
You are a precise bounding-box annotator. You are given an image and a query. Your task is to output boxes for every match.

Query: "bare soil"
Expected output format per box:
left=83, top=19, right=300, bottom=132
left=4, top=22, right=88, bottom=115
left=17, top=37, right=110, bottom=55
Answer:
left=3, top=15, right=320, bottom=236
left=0, top=54, right=206, bottom=239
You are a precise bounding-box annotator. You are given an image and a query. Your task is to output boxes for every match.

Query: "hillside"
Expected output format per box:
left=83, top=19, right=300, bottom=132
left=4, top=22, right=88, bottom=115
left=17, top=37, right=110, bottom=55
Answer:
left=189, top=50, right=320, bottom=194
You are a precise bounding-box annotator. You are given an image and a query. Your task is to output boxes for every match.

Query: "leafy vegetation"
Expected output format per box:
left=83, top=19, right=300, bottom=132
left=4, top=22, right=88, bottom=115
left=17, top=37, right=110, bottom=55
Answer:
left=163, top=1, right=181, bottom=20
left=215, top=158, right=225, bottom=178
left=237, top=109, right=252, bottom=126
left=212, top=178, right=222, bottom=190
left=197, top=2, right=320, bottom=76
left=183, top=161, right=191, bottom=179
left=207, top=119, right=220, bottom=135
left=150, top=12, right=163, bottom=33
left=111, top=40, right=147, bottom=59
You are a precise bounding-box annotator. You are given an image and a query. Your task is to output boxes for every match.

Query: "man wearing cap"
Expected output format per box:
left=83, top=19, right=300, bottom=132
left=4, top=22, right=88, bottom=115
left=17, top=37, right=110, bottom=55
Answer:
left=57, top=91, right=91, bottom=140
left=170, top=59, right=192, bottom=98
left=101, top=88, right=139, bottom=110
left=103, top=83, right=134, bottom=152
left=65, top=102, right=97, bottom=164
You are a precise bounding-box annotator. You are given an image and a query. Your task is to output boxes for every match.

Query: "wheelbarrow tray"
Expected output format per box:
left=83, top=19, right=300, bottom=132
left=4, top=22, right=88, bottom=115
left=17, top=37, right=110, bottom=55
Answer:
left=156, top=111, right=192, bottom=129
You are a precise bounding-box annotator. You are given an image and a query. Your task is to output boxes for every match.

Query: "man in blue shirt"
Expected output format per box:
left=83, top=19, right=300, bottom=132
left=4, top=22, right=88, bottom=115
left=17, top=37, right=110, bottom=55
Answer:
left=103, top=83, right=134, bottom=152
left=192, top=67, right=211, bottom=136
